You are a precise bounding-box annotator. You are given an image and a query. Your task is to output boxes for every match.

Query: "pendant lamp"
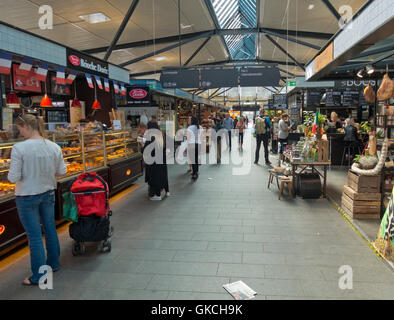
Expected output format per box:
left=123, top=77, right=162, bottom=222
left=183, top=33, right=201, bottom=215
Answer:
left=92, top=80, right=101, bottom=110
left=40, top=81, right=52, bottom=107
left=6, top=66, right=21, bottom=108
left=71, top=83, right=81, bottom=108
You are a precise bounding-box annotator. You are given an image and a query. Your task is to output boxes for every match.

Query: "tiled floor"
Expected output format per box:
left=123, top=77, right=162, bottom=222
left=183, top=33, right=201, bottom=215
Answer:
left=0, top=134, right=393, bottom=300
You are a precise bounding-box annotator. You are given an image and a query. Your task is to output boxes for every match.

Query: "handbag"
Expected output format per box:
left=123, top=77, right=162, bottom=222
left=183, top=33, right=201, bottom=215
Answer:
left=62, top=191, right=79, bottom=222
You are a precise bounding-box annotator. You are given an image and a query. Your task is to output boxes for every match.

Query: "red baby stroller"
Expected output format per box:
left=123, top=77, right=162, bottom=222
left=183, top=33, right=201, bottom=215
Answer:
left=69, top=172, right=113, bottom=256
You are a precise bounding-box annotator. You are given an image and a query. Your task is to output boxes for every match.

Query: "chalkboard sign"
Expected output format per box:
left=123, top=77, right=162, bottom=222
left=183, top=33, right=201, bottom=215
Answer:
left=325, top=91, right=342, bottom=107
left=267, top=98, right=274, bottom=110
left=239, top=67, right=281, bottom=87
left=273, top=94, right=286, bottom=104
left=160, top=69, right=199, bottom=88
left=306, top=90, right=323, bottom=107
left=201, top=69, right=239, bottom=88
left=342, top=90, right=360, bottom=106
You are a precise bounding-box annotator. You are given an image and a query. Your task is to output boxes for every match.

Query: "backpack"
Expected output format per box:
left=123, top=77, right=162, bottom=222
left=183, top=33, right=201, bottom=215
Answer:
left=255, top=117, right=266, bottom=135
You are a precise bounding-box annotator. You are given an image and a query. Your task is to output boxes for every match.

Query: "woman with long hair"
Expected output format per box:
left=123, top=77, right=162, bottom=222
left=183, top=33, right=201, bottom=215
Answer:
left=143, top=121, right=169, bottom=200
left=8, top=114, right=67, bottom=285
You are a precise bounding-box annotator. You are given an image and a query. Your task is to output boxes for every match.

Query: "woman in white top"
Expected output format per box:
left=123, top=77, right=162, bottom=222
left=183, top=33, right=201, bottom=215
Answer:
left=8, top=114, right=67, bottom=285
left=187, top=116, right=202, bottom=180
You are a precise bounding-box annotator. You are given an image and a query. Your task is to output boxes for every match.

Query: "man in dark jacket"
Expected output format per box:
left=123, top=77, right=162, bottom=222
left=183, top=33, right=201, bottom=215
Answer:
left=254, top=108, right=272, bottom=165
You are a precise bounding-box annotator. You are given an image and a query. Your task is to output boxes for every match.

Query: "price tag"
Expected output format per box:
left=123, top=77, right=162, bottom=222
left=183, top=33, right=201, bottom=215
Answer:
left=113, top=120, right=122, bottom=131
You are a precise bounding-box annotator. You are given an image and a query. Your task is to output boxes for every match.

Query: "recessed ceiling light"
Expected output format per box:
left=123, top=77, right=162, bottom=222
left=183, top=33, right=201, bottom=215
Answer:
left=181, top=23, right=193, bottom=29
left=79, top=13, right=111, bottom=24
left=153, top=56, right=167, bottom=61
left=308, top=4, right=314, bottom=10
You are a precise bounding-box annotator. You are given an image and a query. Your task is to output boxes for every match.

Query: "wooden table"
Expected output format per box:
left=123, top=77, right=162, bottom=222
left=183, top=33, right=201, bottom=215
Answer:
left=283, top=153, right=331, bottom=198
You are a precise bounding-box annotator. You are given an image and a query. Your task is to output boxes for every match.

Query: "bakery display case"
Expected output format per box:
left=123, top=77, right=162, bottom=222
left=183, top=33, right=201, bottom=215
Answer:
left=104, top=129, right=143, bottom=195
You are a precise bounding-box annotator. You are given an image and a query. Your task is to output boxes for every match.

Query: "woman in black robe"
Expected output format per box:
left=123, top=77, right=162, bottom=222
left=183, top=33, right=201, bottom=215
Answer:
left=143, top=121, right=169, bottom=200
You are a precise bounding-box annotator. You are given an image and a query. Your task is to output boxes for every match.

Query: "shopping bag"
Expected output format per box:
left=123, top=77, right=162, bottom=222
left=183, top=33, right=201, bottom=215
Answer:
left=62, top=192, right=79, bottom=222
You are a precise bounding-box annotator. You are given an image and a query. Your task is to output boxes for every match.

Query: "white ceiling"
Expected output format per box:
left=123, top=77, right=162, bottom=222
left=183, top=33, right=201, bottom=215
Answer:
left=0, top=0, right=368, bottom=98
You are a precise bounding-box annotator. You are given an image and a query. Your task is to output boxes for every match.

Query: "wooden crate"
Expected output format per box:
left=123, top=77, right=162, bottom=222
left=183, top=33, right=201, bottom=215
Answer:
left=347, top=170, right=381, bottom=193
left=341, top=185, right=381, bottom=219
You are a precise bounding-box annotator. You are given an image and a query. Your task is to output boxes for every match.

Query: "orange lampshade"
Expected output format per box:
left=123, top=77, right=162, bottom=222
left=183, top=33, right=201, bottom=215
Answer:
left=92, top=100, right=101, bottom=110
left=40, top=94, right=52, bottom=107
left=71, top=98, right=81, bottom=108
left=6, top=92, right=20, bottom=108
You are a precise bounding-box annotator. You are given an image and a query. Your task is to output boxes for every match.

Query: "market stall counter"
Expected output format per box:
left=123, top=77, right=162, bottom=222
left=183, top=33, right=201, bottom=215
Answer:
left=0, top=126, right=143, bottom=257
left=326, top=133, right=369, bottom=166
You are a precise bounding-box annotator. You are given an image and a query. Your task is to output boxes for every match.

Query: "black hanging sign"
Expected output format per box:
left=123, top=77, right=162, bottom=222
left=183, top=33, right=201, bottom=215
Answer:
left=66, top=48, right=109, bottom=77
left=126, top=86, right=152, bottom=106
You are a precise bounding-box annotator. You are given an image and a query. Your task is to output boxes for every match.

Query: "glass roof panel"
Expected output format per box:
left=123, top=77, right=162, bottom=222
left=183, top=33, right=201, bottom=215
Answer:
left=212, top=0, right=257, bottom=59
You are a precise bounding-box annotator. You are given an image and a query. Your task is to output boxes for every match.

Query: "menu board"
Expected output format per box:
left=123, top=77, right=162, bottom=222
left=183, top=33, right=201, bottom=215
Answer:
left=325, top=91, right=342, bottom=107
left=273, top=94, right=287, bottom=109
left=13, top=65, right=42, bottom=93
left=342, top=91, right=360, bottom=106
left=306, top=90, right=323, bottom=107
left=267, top=98, right=274, bottom=110
left=51, top=76, right=72, bottom=96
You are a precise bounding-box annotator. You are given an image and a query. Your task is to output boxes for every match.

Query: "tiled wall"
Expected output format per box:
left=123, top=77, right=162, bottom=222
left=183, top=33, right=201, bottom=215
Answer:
left=334, top=0, right=394, bottom=59
left=0, top=24, right=66, bottom=66
left=109, top=64, right=129, bottom=83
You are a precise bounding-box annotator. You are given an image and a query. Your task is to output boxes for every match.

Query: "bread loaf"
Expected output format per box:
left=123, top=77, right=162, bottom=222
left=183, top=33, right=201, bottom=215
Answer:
left=364, top=84, right=375, bottom=103
left=377, top=73, right=394, bottom=101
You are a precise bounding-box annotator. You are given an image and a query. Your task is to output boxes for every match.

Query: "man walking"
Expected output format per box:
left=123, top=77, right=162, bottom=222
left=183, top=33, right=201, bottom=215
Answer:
left=222, top=113, right=234, bottom=151
left=254, top=108, right=271, bottom=165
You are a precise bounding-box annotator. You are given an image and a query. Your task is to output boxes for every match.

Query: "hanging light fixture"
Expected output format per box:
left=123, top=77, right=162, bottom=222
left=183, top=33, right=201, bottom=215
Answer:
left=356, top=69, right=365, bottom=78
left=92, top=79, right=101, bottom=110
left=365, top=64, right=375, bottom=75
left=71, top=83, right=81, bottom=108
left=40, top=81, right=52, bottom=107
left=6, top=65, right=21, bottom=108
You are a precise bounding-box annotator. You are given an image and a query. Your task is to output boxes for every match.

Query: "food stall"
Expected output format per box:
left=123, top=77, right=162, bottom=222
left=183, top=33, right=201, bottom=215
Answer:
left=0, top=21, right=143, bottom=256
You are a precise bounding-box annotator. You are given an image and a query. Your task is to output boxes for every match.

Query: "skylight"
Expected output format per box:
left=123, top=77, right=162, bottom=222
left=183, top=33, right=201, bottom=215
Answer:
left=212, top=0, right=257, bottom=60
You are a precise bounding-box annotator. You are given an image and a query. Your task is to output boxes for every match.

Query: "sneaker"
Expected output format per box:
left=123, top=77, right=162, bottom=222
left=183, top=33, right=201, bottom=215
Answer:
left=266, top=161, right=272, bottom=165
left=166, top=192, right=171, bottom=197
left=150, top=196, right=162, bottom=201
left=254, top=161, right=258, bottom=164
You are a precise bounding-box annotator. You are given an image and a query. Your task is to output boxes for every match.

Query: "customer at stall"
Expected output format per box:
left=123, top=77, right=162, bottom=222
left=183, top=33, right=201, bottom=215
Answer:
left=222, top=113, right=234, bottom=151
left=327, top=112, right=342, bottom=133
left=271, top=117, right=279, bottom=154
left=254, top=108, right=271, bottom=165
left=8, top=114, right=67, bottom=286
left=236, top=116, right=247, bottom=150
left=187, top=116, right=203, bottom=180
left=143, top=121, right=169, bottom=200
left=343, top=118, right=361, bottom=161
left=278, top=113, right=291, bottom=156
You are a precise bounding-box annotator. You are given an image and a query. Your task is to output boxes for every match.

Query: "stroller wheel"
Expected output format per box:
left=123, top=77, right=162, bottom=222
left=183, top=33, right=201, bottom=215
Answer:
left=100, top=240, right=111, bottom=253
left=108, top=226, right=114, bottom=237
left=72, top=242, right=84, bottom=256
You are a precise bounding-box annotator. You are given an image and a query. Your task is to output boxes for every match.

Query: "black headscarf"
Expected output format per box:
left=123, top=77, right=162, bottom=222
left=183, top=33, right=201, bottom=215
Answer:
left=147, top=120, right=159, bottom=130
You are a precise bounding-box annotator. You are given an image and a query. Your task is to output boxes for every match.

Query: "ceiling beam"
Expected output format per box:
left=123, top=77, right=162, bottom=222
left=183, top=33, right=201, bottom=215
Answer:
left=351, top=44, right=394, bottom=60
left=119, top=31, right=213, bottom=67
left=104, top=0, right=139, bottom=61
left=84, top=29, right=332, bottom=54
left=260, top=28, right=321, bottom=50
left=211, top=87, right=232, bottom=99
left=277, top=67, right=297, bottom=77
left=203, top=0, right=231, bottom=59
left=256, top=0, right=261, bottom=59
left=208, top=88, right=221, bottom=99
left=264, top=34, right=306, bottom=71
left=184, top=37, right=211, bottom=66
left=320, top=0, right=341, bottom=21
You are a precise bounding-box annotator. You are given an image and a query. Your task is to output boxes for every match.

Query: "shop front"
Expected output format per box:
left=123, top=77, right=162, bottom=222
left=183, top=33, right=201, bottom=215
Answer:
left=0, top=22, right=143, bottom=257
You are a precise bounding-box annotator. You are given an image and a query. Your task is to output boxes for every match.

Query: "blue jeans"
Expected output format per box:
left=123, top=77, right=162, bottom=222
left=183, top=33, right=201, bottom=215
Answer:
left=15, top=190, right=60, bottom=283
